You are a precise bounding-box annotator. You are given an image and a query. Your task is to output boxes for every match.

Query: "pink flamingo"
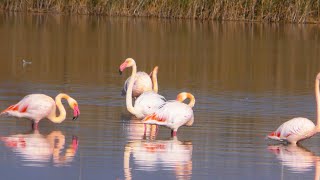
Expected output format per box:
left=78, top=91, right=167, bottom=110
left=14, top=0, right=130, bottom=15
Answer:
left=122, top=64, right=159, bottom=98
left=119, top=58, right=166, bottom=119
left=142, top=92, right=195, bottom=136
left=1, top=93, right=80, bottom=129
left=267, top=72, right=320, bottom=144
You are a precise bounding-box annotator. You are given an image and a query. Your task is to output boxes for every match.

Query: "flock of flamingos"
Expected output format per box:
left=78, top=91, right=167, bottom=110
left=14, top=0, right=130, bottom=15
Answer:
left=1, top=58, right=320, bottom=144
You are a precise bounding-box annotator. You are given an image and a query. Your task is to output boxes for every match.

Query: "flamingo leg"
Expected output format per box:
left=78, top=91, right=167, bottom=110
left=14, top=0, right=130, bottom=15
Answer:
left=72, top=136, right=79, bottom=151
left=143, top=124, right=147, bottom=136
left=171, top=130, right=177, bottom=137
left=32, top=122, right=38, bottom=130
left=155, top=125, right=159, bottom=135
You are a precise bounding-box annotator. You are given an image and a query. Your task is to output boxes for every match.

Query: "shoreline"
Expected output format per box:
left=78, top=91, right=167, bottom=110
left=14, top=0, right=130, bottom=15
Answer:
left=1, top=0, right=319, bottom=24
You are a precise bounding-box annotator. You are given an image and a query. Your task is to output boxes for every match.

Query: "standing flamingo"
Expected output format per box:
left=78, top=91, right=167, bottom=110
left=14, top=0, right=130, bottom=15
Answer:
left=142, top=92, right=195, bottom=136
left=122, top=64, right=159, bottom=98
left=1, top=93, right=80, bottom=129
left=267, top=72, right=320, bottom=144
left=119, top=58, right=166, bottom=119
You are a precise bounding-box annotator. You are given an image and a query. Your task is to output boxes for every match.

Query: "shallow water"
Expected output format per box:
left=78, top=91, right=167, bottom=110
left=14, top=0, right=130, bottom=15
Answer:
left=0, top=13, right=320, bottom=179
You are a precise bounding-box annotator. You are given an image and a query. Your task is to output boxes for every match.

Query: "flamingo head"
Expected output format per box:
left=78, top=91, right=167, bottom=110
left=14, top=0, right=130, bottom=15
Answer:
left=119, top=58, right=135, bottom=75
left=68, top=98, right=80, bottom=121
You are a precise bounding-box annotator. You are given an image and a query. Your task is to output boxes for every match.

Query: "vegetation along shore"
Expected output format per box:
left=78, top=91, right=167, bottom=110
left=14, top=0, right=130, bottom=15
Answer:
left=1, top=0, right=320, bottom=23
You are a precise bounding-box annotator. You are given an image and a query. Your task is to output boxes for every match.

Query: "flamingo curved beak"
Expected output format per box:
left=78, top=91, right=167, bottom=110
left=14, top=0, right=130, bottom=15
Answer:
left=119, top=62, right=128, bottom=75
left=73, top=105, right=80, bottom=121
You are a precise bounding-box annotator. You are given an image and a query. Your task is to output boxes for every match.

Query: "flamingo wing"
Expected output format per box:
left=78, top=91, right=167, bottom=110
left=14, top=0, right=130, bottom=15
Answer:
left=2, top=94, right=55, bottom=121
left=134, top=91, right=166, bottom=117
left=123, top=72, right=153, bottom=97
left=143, top=101, right=194, bottom=129
left=268, top=117, right=316, bottom=142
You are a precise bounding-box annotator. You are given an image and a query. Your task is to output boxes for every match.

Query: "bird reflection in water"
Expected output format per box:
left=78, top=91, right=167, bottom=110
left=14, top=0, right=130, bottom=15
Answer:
left=124, top=117, right=159, bottom=140
left=124, top=136, right=193, bottom=180
left=0, top=130, right=78, bottom=167
left=268, top=144, right=320, bottom=179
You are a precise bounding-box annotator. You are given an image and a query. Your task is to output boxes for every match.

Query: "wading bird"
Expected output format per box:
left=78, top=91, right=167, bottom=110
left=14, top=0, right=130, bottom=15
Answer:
left=1, top=93, right=80, bottom=129
left=122, top=66, right=159, bottom=98
left=119, top=58, right=166, bottom=119
left=142, top=92, right=195, bottom=136
left=267, top=72, right=320, bottom=144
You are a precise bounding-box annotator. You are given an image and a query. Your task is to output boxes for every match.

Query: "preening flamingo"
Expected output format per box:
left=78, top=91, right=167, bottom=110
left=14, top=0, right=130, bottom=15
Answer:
left=119, top=58, right=166, bottom=119
left=267, top=72, right=320, bottom=144
left=142, top=92, right=195, bottom=136
left=1, top=93, right=80, bottom=129
left=122, top=64, right=159, bottom=98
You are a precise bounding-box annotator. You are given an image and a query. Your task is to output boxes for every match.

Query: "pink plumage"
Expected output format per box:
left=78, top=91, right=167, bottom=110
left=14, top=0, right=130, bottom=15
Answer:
left=267, top=117, right=316, bottom=144
left=119, top=58, right=165, bottom=119
left=267, top=72, right=320, bottom=144
left=122, top=64, right=159, bottom=98
left=1, top=93, right=80, bottom=129
left=122, top=72, right=153, bottom=98
left=143, top=92, right=195, bottom=136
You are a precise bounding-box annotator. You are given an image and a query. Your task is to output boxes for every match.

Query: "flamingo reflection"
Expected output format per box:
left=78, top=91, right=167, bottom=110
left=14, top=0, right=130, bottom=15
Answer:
left=124, top=137, right=192, bottom=180
left=268, top=144, right=320, bottom=180
left=124, top=118, right=158, bottom=140
left=0, top=130, right=78, bottom=167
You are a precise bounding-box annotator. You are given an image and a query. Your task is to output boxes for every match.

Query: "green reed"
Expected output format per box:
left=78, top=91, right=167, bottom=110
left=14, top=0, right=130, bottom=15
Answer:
left=0, top=0, right=319, bottom=23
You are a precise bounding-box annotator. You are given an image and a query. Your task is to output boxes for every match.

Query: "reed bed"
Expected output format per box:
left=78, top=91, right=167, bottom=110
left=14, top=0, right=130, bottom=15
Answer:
left=0, top=0, right=320, bottom=23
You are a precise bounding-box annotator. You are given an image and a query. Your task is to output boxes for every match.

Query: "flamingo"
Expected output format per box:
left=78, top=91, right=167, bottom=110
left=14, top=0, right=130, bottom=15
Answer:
left=1, top=93, right=80, bottom=129
left=119, top=58, right=166, bottom=119
left=267, top=72, right=320, bottom=144
left=142, top=92, right=195, bottom=136
left=122, top=64, right=159, bottom=98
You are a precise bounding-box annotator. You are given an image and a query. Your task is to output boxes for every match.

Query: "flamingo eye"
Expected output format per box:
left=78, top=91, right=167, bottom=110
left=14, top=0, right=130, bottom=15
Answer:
left=147, top=106, right=151, bottom=109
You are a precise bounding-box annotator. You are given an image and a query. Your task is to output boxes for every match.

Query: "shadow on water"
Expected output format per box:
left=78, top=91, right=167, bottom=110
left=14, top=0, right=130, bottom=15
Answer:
left=0, top=128, right=78, bottom=167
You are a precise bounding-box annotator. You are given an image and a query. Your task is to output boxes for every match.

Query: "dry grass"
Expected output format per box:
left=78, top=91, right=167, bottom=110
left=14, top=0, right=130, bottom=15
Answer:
left=0, top=0, right=319, bottom=23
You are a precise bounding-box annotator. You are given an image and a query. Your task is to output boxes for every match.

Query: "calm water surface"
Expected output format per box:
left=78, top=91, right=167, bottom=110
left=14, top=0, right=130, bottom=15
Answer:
left=0, top=13, right=320, bottom=179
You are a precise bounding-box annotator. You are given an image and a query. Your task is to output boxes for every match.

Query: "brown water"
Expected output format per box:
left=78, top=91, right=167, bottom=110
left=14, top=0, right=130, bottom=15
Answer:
left=0, top=13, right=320, bottom=179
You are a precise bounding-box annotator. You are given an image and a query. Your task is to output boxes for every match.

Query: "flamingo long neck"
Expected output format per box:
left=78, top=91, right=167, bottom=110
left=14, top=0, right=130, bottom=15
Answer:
left=152, top=67, right=158, bottom=93
left=177, top=93, right=195, bottom=107
left=126, top=64, right=139, bottom=116
left=316, top=76, right=320, bottom=130
left=187, top=94, right=196, bottom=107
left=47, top=94, right=68, bottom=123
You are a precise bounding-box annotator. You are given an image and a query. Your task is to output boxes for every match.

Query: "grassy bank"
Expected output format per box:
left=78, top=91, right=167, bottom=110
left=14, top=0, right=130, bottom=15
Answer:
left=1, top=0, right=320, bottom=23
